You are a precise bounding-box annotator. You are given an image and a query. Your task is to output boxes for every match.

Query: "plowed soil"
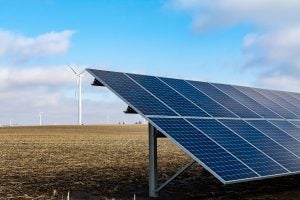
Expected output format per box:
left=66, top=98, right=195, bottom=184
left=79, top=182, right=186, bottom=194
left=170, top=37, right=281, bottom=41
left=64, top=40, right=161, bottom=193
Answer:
left=0, top=125, right=300, bottom=200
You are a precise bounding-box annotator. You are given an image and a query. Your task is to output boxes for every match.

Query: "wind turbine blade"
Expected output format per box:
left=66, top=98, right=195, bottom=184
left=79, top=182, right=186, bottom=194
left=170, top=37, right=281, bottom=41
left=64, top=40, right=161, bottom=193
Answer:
left=78, top=69, right=86, bottom=75
left=67, top=64, right=79, bottom=75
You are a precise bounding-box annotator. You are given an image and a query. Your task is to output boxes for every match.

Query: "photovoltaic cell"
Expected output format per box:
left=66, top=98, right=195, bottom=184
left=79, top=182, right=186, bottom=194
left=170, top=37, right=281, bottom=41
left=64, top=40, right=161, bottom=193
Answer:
left=188, top=119, right=287, bottom=176
left=289, top=92, right=300, bottom=101
left=269, top=120, right=300, bottom=141
left=213, top=83, right=281, bottom=119
left=159, top=77, right=237, bottom=118
left=247, top=120, right=300, bottom=157
left=128, top=74, right=209, bottom=117
left=220, top=119, right=300, bottom=172
left=236, top=86, right=298, bottom=119
left=87, top=70, right=177, bottom=116
left=291, top=121, right=300, bottom=129
left=149, top=117, right=258, bottom=182
left=276, top=91, right=300, bottom=108
left=189, top=81, right=260, bottom=118
left=257, top=89, right=300, bottom=117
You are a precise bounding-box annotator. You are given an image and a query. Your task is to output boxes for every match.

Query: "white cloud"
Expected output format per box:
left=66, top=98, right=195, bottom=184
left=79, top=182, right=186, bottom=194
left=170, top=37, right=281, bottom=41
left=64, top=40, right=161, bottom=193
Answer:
left=243, top=27, right=300, bottom=92
left=0, top=28, right=142, bottom=126
left=257, top=75, right=300, bottom=92
left=169, top=0, right=300, bottom=92
left=0, top=66, right=143, bottom=126
left=169, top=0, right=300, bottom=30
left=0, top=30, right=75, bottom=59
left=0, top=66, right=75, bottom=90
left=243, top=27, right=300, bottom=68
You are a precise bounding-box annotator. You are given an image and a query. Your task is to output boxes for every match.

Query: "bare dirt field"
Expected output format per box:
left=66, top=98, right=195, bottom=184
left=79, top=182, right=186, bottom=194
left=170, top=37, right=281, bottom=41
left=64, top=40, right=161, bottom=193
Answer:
left=1, top=125, right=300, bottom=200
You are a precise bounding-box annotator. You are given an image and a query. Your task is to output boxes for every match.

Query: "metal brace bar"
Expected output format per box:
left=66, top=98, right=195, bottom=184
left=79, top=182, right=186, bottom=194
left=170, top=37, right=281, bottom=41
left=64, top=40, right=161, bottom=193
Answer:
left=149, top=124, right=158, bottom=198
left=155, top=160, right=196, bottom=193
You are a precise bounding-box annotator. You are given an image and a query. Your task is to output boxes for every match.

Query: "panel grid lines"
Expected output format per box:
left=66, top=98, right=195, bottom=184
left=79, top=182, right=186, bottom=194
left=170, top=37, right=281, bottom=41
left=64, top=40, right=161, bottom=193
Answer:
left=210, top=83, right=264, bottom=118
left=217, top=119, right=291, bottom=172
left=157, top=77, right=213, bottom=118
left=277, top=91, right=300, bottom=107
left=127, top=73, right=209, bottom=117
left=189, top=81, right=260, bottom=118
left=183, top=79, right=239, bottom=118
left=256, top=89, right=300, bottom=117
left=246, top=120, right=300, bottom=159
left=221, top=119, right=300, bottom=172
left=213, top=83, right=282, bottom=119
left=246, top=120, right=300, bottom=158
left=237, top=86, right=298, bottom=119
left=272, top=90, right=300, bottom=113
left=184, top=118, right=260, bottom=176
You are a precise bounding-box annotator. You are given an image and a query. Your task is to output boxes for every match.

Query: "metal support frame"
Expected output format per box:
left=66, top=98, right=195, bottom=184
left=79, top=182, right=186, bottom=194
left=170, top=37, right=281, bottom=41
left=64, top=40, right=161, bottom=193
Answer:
left=149, top=123, right=158, bottom=197
left=156, top=159, right=195, bottom=193
left=148, top=123, right=196, bottom=198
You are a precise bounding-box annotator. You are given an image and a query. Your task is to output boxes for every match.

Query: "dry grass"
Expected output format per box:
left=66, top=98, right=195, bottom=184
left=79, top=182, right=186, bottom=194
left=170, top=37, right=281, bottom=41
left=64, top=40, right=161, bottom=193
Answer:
left=0, top=125, right=300, bottom=200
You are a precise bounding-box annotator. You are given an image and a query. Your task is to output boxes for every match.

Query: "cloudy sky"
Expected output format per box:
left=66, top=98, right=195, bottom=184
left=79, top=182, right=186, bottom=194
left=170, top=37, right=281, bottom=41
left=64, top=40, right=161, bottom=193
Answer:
left=1, top=0, right=300, bottom=126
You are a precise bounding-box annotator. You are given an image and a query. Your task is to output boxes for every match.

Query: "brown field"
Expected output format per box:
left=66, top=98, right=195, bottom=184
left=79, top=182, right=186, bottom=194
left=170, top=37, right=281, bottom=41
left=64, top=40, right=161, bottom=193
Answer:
left=1, top=125, right=300, bottom=200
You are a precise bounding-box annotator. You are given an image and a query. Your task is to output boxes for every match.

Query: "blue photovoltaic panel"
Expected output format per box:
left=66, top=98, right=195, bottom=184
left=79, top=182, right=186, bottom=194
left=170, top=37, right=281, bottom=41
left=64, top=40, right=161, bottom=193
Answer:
left=269, top=120, right=300, bottom=141
left=247, top=120, right=300, bottom=157
left=87, top=69, right=177, bottom=116
left=220, top=119, right=300, bottom=172
left=188, top=119, right=287, bottom=176
left=289, top=92, right=300, bottom=101
left=257, top=89, right=300, bottom=117
left=189, top=81, right=260, bottom=118
left=159, top=77, right=237, bottom=118
left=87, top=68, right=300, bottom=184
left=291, top=121, right=300, bottom=129
left=276, top=91, right=300, bottom=108
left=236, top=86, right=298, bottom=119
left=149, top=117, right=258, bottom=182
left=128, top=73, right=210, bottom=117
left=213, top=83, right=281, bottom=119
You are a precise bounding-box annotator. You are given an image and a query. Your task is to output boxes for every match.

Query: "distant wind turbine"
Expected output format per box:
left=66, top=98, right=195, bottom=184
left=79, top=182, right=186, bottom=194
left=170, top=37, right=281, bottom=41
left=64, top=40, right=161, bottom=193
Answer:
left=68, top=65, right=85, bottom=125
left=39, top=112, right=43, bottom=126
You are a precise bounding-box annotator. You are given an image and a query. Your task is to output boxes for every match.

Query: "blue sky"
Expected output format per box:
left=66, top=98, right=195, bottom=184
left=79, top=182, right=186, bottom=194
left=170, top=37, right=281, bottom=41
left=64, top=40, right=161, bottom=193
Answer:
left=1, top=0, right=300, bottom=125
left=0, top=0, right=254, bottom=84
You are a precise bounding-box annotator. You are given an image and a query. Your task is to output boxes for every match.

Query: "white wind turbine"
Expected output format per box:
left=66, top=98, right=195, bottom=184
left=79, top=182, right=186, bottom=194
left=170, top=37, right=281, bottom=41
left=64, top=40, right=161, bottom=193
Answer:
left=68, top=65, right=85, bottom=125
left=38, top=112, right=43, bottom=126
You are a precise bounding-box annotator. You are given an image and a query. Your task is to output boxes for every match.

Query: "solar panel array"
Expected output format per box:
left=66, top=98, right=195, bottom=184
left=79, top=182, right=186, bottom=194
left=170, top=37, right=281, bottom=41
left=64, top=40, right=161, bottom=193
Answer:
left=87, top=68, right=300, bottom=184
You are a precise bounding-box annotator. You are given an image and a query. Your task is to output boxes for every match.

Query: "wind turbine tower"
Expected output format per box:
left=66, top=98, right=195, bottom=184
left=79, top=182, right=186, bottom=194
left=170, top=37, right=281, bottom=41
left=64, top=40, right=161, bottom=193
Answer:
left=39, top=112, right=43, bottom=126
left=68, top=65, right=85, bottom=125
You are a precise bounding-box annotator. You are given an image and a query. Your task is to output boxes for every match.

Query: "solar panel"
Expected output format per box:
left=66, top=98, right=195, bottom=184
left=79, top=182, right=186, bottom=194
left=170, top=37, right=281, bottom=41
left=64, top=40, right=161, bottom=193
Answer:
left=160, top=77, right=236, bottom=118
left=87, top=68, right=300, bottom=184
left=247, top=120, right=300, bottom=157
left=269, top=120, right=300, bottom=141
left=277, top=91, right=300, bottom=107
left=189, top=81, right=260, bottom=118
left=236, top=86, right=299, bottom=119
left=220, top=119, right=300, bottom=172
left=127, top=73, right=209, bottom=117
left=88, top=70, right=176, bottom=116
left=188, top=118, right=287, bottom=176
left=291, top=121, right=300, bottom=128
left=257, top=89, right=300, bottom=117
left=212, top=83, right=281, bottom=119
left=289, top=92, right=300, bottom=102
